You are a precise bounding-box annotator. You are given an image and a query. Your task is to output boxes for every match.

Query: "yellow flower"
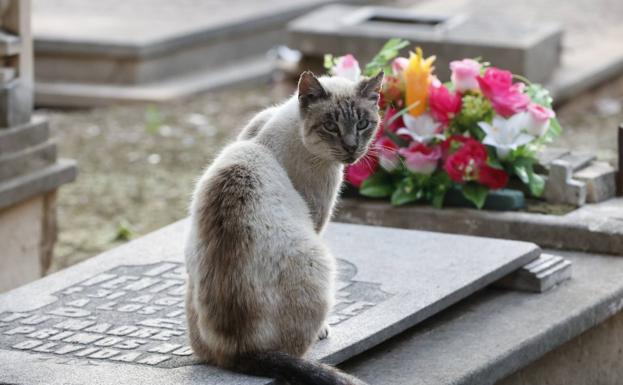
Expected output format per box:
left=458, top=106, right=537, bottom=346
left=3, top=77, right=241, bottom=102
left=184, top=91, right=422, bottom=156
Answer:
left=404, top=47, right=436, bottom=117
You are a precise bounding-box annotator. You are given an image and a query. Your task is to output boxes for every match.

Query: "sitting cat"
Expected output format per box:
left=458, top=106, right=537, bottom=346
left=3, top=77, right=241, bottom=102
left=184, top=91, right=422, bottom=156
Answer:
left=185, top=70, right=383, bottom=385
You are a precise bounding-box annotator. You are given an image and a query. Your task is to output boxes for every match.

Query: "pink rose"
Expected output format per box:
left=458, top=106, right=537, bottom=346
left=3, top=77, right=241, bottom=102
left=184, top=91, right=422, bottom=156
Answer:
left=332, top=54, right=361, bottom=81
left=524, top=103, right=555, bottom=136
left=345, top=153, right=378, bottom=187
left=375, top=136, right=400, bottom=171
left=392, top=57, right=409, bottom=76
left=399, top=143, right=442, bottom=175
left=428, top=83, right=462, bottom=126
left=450, top=59, right=481, bottom=92
left=477, top=67, right=529, bottom=117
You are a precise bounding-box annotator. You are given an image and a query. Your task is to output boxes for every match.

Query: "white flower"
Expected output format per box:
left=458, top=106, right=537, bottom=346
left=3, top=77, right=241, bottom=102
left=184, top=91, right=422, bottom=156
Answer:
left=331, top=54, right=361, bottom=81
left=478, top=114, right=535, bottom=159
left=397, top=113, right=442, bottom=143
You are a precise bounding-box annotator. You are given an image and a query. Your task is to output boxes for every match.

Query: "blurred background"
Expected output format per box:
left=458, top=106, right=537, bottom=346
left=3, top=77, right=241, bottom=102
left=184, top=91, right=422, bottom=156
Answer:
left=1, top=0, right=622, bottom=285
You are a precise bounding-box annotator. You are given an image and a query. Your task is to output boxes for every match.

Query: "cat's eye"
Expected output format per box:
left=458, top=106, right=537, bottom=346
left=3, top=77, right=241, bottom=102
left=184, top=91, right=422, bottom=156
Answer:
left=323, top=122, right=338, bottom=134
left=356, top=119, right=369, bottom=131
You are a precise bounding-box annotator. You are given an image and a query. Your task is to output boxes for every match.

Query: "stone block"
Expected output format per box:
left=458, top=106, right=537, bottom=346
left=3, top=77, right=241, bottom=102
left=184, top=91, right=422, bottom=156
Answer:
left=288, top=5, right=562, bottom=82
left=0, top=193, right=55, bottom=292
left=0, top=30, right=21, bottom=56
left=0, top=220, right=539, bottom=384
left=0, top=79, right=32, bottom=128
left=544, top=160, right=587, bottom=206
left=0, top=116, right=49, bottom=156
left=574, top=161, right=617, bottom=203
left=494, top=253, right=572, bottom=293
left=0, top=140, right=56, bottom=181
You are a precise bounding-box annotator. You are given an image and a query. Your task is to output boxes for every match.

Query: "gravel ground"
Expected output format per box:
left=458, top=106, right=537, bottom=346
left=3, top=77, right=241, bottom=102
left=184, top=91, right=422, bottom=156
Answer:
left=45, top=81, right=291, bottom=271
left=42, top=72, right=623, bottom=271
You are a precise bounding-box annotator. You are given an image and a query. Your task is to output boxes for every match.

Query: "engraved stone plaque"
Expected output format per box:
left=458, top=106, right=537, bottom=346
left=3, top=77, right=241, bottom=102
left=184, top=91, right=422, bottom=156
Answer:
left=0, top=220, right=539, bottom=384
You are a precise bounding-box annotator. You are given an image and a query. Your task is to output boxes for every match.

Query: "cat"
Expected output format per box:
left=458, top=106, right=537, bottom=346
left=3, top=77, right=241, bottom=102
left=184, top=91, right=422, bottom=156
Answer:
left=185, top=70, right=383, bottom=385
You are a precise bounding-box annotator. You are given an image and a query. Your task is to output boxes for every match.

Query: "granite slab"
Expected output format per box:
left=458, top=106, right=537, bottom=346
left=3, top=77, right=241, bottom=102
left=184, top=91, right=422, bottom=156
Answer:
left=0, top=220, right=539, bottom=385
left=341, top=249, right=623, bottom=385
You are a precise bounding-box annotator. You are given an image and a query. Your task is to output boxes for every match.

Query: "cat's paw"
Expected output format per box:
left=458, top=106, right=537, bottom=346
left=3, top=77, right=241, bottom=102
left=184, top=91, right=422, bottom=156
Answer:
left=317, top=324, right=330, bottom=340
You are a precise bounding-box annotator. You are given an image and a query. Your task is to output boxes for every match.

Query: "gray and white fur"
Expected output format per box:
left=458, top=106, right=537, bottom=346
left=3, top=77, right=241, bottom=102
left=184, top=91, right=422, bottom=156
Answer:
left=185, top=71, right=383, bottom=385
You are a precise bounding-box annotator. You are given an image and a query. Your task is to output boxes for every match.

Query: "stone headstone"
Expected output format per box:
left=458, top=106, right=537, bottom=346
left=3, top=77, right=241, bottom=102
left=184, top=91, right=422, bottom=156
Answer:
left=288, top=5, right=562, bottom=82
left=574, top=161, right=617, bottom=203
left=0, top=220, right=539, bottom=384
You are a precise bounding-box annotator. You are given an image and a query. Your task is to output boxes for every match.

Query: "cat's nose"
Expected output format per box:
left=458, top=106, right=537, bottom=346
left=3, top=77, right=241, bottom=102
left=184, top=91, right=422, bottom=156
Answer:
left=342, top=143, right=357, bottom=154
left=342, top=136, right=357, bottom=154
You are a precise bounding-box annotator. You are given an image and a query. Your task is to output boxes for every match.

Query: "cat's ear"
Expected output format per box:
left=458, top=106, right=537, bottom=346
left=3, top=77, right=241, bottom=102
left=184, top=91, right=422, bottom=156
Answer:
left=358, top=71, right=384, bottom=102
left=298, top=71, right=328, bottom=110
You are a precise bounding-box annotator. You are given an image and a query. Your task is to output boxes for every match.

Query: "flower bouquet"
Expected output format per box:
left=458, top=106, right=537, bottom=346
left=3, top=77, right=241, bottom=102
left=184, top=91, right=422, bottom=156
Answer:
left=325, top=39, right=562, bottom=209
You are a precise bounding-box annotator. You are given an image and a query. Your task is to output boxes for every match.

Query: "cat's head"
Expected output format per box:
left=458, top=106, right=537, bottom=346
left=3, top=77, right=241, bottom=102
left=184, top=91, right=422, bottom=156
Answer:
left=297, top=71, right=384, bottom=164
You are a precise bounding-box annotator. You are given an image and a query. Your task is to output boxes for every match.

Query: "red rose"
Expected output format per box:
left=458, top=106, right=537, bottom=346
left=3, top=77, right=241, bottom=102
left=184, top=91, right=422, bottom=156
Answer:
left=428, top=83, right=462, bottom=126
left=443, top=138, right=508, bottom=189
left=479, top=165, right=509, bottom=189
left=382, top=107, right=405, bottom=133
left=477, top=67, right=529, bottom=117
left=345, top=153, right=378, bottom=187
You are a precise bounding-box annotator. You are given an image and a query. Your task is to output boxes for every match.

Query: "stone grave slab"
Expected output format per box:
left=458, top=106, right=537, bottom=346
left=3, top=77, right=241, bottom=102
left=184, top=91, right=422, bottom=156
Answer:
left=288, top=5, right=562, bottom=82
left=0, top=220, right=539, bottom=384
left=31, top=0, right=371, bottom=106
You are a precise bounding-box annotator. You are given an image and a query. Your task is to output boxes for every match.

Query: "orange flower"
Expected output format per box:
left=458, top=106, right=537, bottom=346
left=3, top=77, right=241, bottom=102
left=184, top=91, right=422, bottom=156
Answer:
left=404, top=47, right=436, bottom=117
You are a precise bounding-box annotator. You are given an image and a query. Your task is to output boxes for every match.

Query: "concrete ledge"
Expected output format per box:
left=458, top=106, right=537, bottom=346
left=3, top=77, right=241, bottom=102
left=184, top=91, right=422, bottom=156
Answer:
left=342, top=250, right=623, bottom=385
left=0, top=116, right=49, bottom=156
left=335, top=197, right=623, bottom=255
left=0, top=159, right=76, bottom=211
left=34, top=55, right=274, bottom=107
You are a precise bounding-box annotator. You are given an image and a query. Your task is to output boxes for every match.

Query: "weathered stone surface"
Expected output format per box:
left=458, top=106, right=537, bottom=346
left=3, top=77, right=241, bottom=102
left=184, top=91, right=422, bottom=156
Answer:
left=0, top=116, right=48, bottom=156
left=0, top=30, right=21, bottom=56
left=494, top=253, right=572, bottom=293
left=341, top=250, right=623, bottom=385
left=334, top=197, right=623, bottom=256
left=0, top=140, right=56, bottom=180
left=0, top=79, right=32, bottom=128
left=543, top=160, right=587, bottom=206
left=0, top=196, right=45, bottom=292
left=574, top=161, right=617, bottom=203
left=288, top=5, right=562, bottom=82
left=31, top=0, right=370, bottom=106
left=0, top=220, right=539, bottom=384
left=0, top=158, right=76, bottom=211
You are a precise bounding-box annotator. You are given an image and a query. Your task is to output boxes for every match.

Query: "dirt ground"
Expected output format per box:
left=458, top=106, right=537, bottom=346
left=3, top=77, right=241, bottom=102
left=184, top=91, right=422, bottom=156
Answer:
left=43, top=73, right=623, bottom=272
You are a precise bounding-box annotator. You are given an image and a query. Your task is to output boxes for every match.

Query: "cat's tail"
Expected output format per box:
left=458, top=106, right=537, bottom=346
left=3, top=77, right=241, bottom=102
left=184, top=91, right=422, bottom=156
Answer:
left=231, top=350, right=369, bottom=385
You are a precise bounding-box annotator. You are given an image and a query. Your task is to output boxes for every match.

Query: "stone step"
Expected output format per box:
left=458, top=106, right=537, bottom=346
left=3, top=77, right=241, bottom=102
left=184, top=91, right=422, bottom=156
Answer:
left=0, top=140, right=56, bottom=181
left=0, top=116, right=49, bottom=157
left=494, top=253, right=572, bottom=292
left=0, top=158, right=76, bottom=210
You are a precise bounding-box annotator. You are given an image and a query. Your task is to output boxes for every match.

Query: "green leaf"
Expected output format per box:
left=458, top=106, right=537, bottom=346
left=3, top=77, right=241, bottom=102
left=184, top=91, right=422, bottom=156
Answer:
left=525, top=83, right=553, bottom=107
left=528, top=172, right=545, bottom=197
left=323, top=54, right=335, bottom=72
left=360, top=171, right=394, bottom=198
left=390, top=178, right=421, bottom=205
left=364, top=38, right=410, bottom=77
left=513, top=164, right=530, bottom=184
left=461, top=183, right=489, bottom=209
left=384, top=129, right=409, bottom=148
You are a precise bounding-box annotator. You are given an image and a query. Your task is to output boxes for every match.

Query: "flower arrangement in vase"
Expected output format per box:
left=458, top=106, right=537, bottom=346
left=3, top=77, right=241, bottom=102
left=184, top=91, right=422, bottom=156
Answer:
left=325, top=39, right=561, bottom=209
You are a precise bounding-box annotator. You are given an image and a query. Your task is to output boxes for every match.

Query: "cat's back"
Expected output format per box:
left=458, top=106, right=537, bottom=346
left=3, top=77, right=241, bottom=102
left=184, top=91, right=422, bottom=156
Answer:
left=186, top=140, right=312, bottom=266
